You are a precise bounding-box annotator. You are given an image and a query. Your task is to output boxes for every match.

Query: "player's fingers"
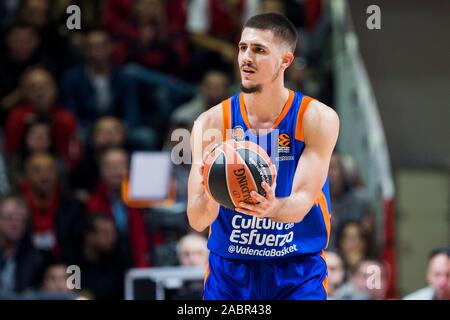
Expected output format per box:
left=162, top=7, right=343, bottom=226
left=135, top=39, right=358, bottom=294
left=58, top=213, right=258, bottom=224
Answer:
left=238, top=202, right=263, bottom=215
left=250, top=191, right=266, bottom=204
left=261, top=181, right=275, bottom=200
left=235, top=206, right=260, bottom=217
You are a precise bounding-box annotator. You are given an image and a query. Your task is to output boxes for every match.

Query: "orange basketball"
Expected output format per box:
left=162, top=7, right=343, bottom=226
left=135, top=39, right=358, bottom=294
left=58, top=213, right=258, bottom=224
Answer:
left=203, top=139, right=277, bottom=209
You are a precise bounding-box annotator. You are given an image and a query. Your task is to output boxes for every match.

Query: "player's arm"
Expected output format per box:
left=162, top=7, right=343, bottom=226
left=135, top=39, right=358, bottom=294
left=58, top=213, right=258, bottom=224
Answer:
left=236, top=100, right=339, bottom=223
left=186, top=109, right=222, bottom=232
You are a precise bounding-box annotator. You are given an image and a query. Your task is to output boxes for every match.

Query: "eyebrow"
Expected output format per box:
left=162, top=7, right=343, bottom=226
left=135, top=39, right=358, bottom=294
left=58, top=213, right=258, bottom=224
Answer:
left=238, top=42, right=269, bottom=50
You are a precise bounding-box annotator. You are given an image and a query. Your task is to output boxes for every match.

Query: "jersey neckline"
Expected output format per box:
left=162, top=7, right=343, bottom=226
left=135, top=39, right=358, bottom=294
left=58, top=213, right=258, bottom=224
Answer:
left=238, top=89, right=295, bottom=132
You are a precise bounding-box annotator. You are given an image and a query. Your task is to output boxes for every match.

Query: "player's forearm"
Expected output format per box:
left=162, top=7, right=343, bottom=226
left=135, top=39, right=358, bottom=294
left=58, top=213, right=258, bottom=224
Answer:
left=187, top=193, right=219, bottom=232
left=270, top=192, right=316, bottom=224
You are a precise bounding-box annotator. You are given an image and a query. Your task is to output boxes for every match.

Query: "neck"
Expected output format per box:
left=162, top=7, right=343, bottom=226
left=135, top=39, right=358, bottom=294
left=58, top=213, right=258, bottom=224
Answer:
left=243, top=85, right=290, bottom=129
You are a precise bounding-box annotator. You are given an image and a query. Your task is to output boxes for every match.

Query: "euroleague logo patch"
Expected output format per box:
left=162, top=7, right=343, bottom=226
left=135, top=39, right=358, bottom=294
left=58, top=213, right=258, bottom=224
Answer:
left=278, top=133, right=290, bottom=154
left=232, top=125, right=245, bottom=141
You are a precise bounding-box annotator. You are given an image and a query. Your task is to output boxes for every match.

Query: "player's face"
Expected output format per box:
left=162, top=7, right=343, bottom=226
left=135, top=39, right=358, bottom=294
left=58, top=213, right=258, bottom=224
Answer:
left=238, top=28, right=285, bottom=93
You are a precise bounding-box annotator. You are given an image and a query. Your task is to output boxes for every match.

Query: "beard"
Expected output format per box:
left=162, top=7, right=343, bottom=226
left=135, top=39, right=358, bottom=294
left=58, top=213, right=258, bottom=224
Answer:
left=240, top=63, right=283, bottom=94
left=240, top=82, right=262, bottom=93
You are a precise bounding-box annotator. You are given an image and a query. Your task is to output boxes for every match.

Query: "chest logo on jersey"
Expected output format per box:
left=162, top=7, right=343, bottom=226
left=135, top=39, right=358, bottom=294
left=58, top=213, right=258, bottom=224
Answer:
left=276, top=132, right=294, bottom=161
left=278, top=133, right=290, bottom=153
left=232, top=125, right=245, bottom=141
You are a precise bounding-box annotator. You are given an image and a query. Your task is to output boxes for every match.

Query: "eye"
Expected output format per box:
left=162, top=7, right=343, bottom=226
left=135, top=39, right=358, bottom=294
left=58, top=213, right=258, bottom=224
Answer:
left=254, top=47, right=265, bottom=54
left=239, top=45, right=247, bottom=51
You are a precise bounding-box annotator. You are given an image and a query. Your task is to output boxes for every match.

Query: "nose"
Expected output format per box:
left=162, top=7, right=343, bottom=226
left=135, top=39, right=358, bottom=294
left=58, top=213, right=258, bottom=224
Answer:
left=241, top=48, right=253, bottom=66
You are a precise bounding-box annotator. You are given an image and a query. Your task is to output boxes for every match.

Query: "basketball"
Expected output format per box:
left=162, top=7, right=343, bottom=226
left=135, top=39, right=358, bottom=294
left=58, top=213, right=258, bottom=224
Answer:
left=203, top=139, right=277, bottom=209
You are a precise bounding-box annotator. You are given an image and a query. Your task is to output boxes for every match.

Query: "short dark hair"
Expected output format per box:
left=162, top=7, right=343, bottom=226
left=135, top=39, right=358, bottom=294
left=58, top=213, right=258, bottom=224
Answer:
left=243, top=13, right=298, bottom=52
left=429, top=247, right=450, bottom=261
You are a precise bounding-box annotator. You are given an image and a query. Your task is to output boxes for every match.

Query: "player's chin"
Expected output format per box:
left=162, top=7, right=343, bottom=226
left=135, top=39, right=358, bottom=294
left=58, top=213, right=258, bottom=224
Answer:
left=240, top=81, right=262, bottom=94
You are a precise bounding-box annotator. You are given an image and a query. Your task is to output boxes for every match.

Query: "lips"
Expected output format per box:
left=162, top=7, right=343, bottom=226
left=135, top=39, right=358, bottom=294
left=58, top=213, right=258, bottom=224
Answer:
left=241, top=69, right=256, bottom=76
left=241, top=64, right=256, bottom=74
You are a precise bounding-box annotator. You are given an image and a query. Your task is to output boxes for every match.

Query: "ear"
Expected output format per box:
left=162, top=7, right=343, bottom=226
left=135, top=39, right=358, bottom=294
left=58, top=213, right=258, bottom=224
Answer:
left=280, top=51, right=295, bottom=71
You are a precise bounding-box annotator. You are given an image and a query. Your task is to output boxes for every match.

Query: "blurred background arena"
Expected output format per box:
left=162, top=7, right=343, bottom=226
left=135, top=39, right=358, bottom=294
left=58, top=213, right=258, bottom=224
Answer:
left=0, top=0, right=448, bottom=300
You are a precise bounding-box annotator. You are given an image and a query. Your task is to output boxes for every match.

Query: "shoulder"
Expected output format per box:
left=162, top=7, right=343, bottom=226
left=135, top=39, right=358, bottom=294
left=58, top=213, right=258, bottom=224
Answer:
left=192, top=102, right=224, bottom=133
left=403, top=287, right=434, bottom=300
left=303, top=99, right=339, bottom=144
left=295, top=97, right=339, bottom=142
left=190, top=102, right=226, bottom=156
left=304, top=99, right=339, bottom=128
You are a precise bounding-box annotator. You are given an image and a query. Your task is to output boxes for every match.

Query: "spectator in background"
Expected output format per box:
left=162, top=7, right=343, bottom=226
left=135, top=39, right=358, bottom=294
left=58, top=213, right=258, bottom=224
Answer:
left=60, top=29, right=140, bottom=139
left=170, top=232, right=208, bottom=300
left=16, top=0, right=79, bottom=76
left=404, top=247, right=450, bottom=300
left=86, top=148, right=151, bottom=268
left=324, top=250, right=346, bottom=299
left=104, top=0, right=186, bottom=39
left=328, top=153, right=375, bottom=252
left=70, top=116, right=127, bottom=203
left=5, top=66, right=83, bottom=170
left=170, top=70, right=229, bottom=129
left=7, top=119, right=65, bottom=191
left=109, top=0, right=189, bottom=77
left=67, top=214, right=125, bottom=300
left=335, top=220, right=372, bottom=274
left=177, top=233, right=208, bottom=267
left=40, top=263, right=69, bottom=293
left=186, top=0, right=259, bottom=80
left=334, top=259, right=389, bottom=300
left=18, top=153, right=84, bottom=263
left=0, top=22, right=49, bottom=116
left=23, top=262, right=81, bottom=299
left=0, top=195, right=46, bottom=296
left=358, top=259, right=389, bottom=300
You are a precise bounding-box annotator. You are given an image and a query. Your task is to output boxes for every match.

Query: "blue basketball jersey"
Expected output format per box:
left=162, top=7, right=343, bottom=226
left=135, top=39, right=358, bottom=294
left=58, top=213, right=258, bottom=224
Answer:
left=207, top=90, right=332, bottom=260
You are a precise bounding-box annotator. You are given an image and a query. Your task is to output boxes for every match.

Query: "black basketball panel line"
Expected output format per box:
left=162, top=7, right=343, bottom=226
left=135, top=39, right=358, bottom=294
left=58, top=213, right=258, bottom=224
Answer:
left=236, top=148, right=273, bottom=196
left=208, top=151, right=235, bottom=209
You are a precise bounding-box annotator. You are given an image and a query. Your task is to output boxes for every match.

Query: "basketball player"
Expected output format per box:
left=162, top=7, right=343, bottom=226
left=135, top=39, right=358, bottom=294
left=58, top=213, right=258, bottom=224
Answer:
left=187, top=13, right=339, bottom=300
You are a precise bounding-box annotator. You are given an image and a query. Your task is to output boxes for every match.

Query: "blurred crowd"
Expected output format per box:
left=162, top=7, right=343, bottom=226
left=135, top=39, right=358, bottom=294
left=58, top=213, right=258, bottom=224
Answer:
left=0, top=0, right=447, bottom=300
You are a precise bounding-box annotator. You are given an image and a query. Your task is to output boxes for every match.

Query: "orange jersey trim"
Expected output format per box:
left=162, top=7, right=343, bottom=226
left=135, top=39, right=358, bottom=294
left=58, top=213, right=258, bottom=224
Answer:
left=316, top=191, right=331, bottom=249
left=295, top=96, right=314, bottom=141
left=222, top=98, right=232, bottom=141
left=320, top=250, right=329, bottom=296
left=238, top=90, right=294, bottom=130
left=203, top=262, right=210, bottom=287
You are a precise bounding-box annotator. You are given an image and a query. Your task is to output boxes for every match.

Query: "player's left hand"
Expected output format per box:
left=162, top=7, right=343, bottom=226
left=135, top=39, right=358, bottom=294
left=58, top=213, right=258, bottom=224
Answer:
left=235, top=181, right=280, bottom=219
